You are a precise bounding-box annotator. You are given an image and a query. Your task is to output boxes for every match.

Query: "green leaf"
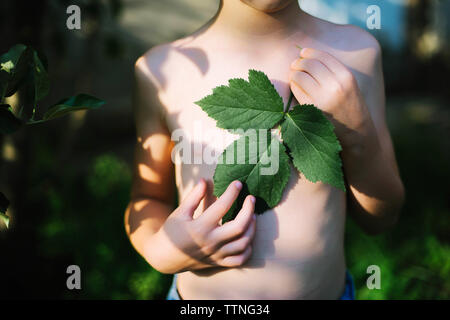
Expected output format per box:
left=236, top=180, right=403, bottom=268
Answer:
left=21, top=69, right=37, bottom=121
left=213, top=131, right=291, bottom=222
left=0, top=191, right=9, bottom=213
left=43, top=94, right=105, bottom=121
left=0, top=44, right=26, bottom=73
left=32, top=51, right=50, bottom=102
left=0, top=213, right=9, bottom=228
left=0, top=44, right=49, bottom=103
left=0, top=69, right=9, bottom=101
left=195, top=69, right=284, bottom=130
left=281, top=104, right=345, bottom=191
left=0, top=192, right=10, bottom=228
left=0, top=44, right=34, bottom=97
left=0, top=104, right=22, bottom=134
left=195, top=69, right=345, bottom=221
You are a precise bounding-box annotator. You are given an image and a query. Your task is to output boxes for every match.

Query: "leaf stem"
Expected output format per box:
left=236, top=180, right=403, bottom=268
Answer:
left=284, top=91, right=294, bottom=113
left=27, top=118, right=48, bottom=125
left=18, top=103, right=24, bottom=118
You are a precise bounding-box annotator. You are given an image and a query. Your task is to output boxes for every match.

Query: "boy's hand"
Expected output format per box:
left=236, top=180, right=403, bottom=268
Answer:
left=146, top=179, right=256, bottom=274
left=289, top=48, right=378, bottom=152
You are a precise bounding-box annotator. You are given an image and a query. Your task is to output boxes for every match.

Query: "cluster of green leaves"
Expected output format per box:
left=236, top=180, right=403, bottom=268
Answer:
left=196, top=69, right=345, bottom=222
left=0, top=44, right=105, bottom=227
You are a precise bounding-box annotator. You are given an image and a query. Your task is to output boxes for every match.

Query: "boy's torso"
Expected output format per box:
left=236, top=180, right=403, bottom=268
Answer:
left=148, top=16, right=371, bottom=299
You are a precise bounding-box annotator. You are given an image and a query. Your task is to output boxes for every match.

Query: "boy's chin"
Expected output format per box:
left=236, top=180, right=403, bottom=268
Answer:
left=240, top=0, right=295, bottom=13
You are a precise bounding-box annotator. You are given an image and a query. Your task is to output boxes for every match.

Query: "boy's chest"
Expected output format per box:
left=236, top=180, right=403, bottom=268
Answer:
left=161, top=47, right=369, bottom=162
left=162, top=56, right=295, bottom=137
left=160, top=58, right=293, bottom=196
left=161, top=52, right=347, bottom=210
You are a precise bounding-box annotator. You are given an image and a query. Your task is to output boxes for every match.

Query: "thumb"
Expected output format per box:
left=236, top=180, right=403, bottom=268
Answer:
left=179, top=179, right=207, bottom=218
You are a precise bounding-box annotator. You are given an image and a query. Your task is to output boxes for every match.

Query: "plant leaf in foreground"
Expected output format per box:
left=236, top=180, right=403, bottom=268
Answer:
left=281, top=104, right=345, bottom=191
left=195, top=69, right=284, bottom=131
left=213, top=131, right=291, bottom=222
left=43, top=94, right=105, bottom=121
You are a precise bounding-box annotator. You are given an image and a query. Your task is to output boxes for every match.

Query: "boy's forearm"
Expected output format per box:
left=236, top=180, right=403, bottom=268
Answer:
left=124, top=198, right=172, bottom=263
left=342, top=134, right=405, bottom=235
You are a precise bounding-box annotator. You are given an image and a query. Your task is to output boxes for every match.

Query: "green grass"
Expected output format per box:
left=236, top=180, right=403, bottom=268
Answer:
left=37, top=153, right=172, bottom=299
left=346, top=97, right=450, bottom=299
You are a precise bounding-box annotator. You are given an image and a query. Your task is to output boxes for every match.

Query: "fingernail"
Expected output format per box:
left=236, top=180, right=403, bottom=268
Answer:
left=250, top=196, right=255, bottom=204
left=234, top=181, right=242, bottom=190
left=300, top=48, right=307, bottom=56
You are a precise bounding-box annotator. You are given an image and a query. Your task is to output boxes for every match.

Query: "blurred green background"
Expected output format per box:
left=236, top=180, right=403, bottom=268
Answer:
left=0, top=0, right=449, bottom=299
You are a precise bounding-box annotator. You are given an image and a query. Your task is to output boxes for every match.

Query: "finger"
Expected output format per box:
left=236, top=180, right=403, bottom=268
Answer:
left=218, top=245, right=252, bottom=267
left=180, top=179, right=207, bottom=215
left=291, top=58, right=335, bottom=86
left=214, top=217, right=256, bottom=258
left=300, top=48, right=351, bottom=81
left=202, top=179, right=216, bottom=210
left=289, top=80, right=313, bottom=105
left=198, top=180, right=243, bottom=226
left=212, top=195, right=255, bottom=243
left=289, top=71, right=318, bottom=103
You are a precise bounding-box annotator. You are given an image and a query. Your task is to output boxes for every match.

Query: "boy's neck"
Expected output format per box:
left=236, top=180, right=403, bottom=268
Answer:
left=211, top=0, right=303, bottom=41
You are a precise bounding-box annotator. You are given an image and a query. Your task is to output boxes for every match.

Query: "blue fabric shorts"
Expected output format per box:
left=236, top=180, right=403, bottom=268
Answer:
left=166, top=270, right=355, bottom=300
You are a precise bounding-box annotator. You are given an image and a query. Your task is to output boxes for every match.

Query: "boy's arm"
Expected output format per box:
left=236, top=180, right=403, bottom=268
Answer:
left=339, top=42, right=405, bottom=235
left=289, top=38, right=404, bottom=235
left=124, top=56, right=175, bottom=256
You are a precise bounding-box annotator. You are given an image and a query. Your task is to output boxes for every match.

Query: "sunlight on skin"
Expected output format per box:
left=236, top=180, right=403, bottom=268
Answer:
left=133, top=199, right=149, bottom=212
left=138, top=163, right=162, bottom=184
left=142, top=133, right=173, bottom=161
left=138, top=134, right=175, bottom=184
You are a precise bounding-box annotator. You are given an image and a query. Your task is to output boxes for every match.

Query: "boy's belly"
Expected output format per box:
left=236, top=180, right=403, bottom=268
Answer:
left=176, top=165, right=348, bottom=299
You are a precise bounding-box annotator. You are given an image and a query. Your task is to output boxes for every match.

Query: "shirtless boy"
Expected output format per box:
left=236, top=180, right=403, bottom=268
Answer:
left=124, top=0, right=404, bottom=300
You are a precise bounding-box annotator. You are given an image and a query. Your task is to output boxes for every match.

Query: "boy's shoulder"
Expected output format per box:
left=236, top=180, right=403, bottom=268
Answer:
left=306, top=14, right=381, bottom=71
left=134, top=36, right=200, bottom=92
left=307, top=12, right=380, bottom=51
left=135, top=14, right=382, bottom=90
